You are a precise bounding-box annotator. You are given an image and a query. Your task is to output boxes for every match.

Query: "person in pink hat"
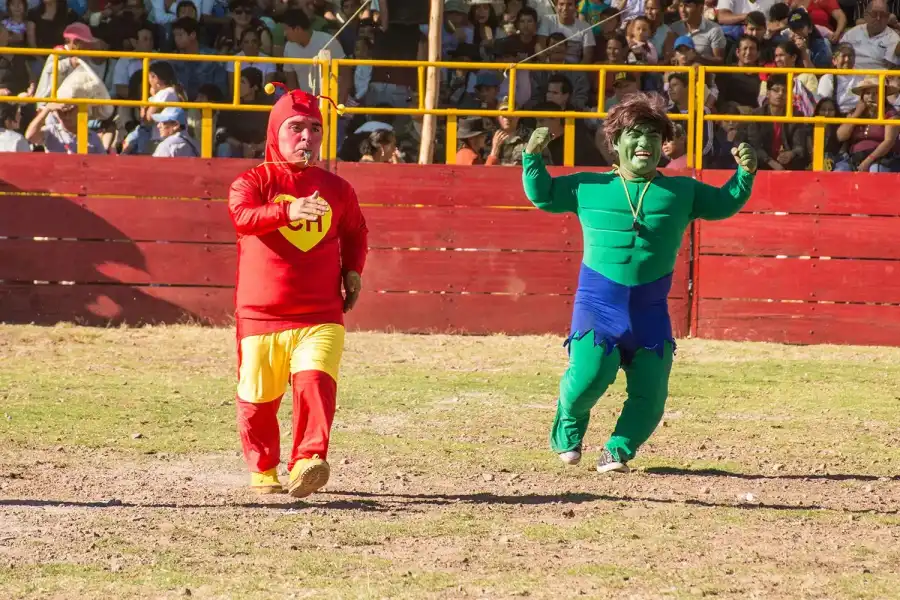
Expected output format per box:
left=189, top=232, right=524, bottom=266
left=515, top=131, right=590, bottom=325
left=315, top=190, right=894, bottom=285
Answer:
left=33, top=22, right=102, bottom=103
left=62, top=23, right=100, bottom=46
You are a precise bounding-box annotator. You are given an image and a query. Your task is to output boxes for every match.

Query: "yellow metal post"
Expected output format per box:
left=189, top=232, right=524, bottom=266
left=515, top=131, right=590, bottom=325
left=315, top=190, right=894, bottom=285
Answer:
left=563, top=117, right=575, bottom=166
left=694, top=66, right=706, bottom=171
left=201, top=108, right=213, bottom=158
left=507, top=67, right=517, bottom=108
left=141, top=57, right=150, bottom=101
left=50, top=55, right=59, bottom=98
left=232, top=60, right=242, bottom=106
left=686, top=68, right=696, bottom=169
left=877, top=73, right=885, bottom=119
left=418, top=66, right=425, bottom=106
left=446, top=115, right=457, bottom=164
left=785, top=72, right=794, bottom=119
left=812, top=123, right=825, bottom=171
left=76, top=104, right=88, bottom=154
left=596, top=67, right=606, bottom=114
left=317, top=50, right=332, bottom=161
left=329, top=60, right=340, bottom=160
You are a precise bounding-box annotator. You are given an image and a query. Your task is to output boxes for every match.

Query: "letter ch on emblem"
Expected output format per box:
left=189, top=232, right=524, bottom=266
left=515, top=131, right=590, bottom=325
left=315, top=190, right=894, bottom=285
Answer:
left=272, top=193, right=332, bottom=251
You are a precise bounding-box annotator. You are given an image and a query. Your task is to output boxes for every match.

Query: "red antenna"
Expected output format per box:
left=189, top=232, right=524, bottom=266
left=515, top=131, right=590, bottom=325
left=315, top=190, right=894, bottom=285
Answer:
left=263, top=81, right=290, bottom=95
left=318, top=94, right=345, bottom=115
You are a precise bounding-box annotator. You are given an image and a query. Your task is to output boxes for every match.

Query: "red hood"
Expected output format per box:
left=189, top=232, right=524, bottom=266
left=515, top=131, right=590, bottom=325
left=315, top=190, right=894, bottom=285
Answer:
left=264, top=88, right=325, bottom=165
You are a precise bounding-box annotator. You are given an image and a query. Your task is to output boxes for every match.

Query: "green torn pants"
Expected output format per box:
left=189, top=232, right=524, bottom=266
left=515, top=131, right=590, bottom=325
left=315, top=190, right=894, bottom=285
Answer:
left=549, top=336, right=674, bottom=462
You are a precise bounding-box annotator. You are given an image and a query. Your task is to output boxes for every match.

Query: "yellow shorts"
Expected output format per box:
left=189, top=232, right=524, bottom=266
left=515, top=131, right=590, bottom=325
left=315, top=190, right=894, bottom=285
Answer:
left=237, top=324, right=345, bottom=404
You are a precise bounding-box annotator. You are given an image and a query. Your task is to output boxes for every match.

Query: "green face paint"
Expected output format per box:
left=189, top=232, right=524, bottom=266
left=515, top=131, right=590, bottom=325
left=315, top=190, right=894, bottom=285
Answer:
left=615, top=124, right=663, bottom=177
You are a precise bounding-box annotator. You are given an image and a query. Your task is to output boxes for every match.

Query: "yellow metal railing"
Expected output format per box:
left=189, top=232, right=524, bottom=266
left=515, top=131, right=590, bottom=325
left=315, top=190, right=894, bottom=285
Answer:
left=695, top=65, right=899, bottom=171
left=0, top=47, right=328, bottom=159
left=333, top=59, right=694, bottom=166
left=4, top=48, right=889, bottom=171
left=0, top=47, right=695, bottom=165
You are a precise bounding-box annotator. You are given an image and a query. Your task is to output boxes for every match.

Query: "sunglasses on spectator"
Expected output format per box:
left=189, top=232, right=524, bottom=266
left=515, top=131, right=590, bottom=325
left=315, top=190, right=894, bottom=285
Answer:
left=867, top=9, right=889, bottom=18
left=233, top=8, right=251, bottom=15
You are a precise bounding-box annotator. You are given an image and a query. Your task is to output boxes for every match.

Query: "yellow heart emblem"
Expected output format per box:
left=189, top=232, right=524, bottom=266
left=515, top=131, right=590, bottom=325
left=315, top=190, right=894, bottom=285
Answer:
left=273, top=193, right=333, bottom=252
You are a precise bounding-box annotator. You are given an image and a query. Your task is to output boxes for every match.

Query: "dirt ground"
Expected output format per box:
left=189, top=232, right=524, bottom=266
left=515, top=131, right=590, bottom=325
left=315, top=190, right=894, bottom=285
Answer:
left=1, top=325, right=899, bottom=599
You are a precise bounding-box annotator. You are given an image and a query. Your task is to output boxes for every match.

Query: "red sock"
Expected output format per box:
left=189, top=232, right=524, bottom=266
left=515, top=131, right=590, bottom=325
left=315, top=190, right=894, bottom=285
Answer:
left=236, top=396, right=282, bottom=473
left=289, top=370, right=337, bottom=469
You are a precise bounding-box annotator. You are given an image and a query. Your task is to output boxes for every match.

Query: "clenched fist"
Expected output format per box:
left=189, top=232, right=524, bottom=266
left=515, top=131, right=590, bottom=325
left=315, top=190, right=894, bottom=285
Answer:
left=526, top=127, right=552, bottom=155
left=731, top=142, right=757, bottom=174
left=343, top=270, right=362, bottom=313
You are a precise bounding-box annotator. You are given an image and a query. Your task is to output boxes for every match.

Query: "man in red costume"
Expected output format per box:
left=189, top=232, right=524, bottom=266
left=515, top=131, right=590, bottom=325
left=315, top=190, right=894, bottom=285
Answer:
left=227, top=82, right=368, bottom=499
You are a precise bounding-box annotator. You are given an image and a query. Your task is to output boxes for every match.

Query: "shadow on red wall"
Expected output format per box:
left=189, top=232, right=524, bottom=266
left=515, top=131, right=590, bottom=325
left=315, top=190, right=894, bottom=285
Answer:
left=0, top=179, right=232, bottom=327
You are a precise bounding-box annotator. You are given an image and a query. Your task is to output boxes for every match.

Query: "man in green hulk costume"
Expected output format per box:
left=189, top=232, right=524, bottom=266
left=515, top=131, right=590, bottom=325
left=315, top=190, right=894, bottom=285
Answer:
left=522, top=93, right=758, bottom=473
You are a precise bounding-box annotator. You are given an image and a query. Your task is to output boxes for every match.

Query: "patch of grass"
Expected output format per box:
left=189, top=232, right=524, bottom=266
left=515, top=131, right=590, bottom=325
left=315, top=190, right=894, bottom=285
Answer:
left=836, top=572, right=900, bottom=599
left=4, top=325, right=900, bottom=467
left=0, top=562, right=202, bottom=600
left=0, top=532, right=463, bottom=600
left=3, top=325, right=900, bottom=599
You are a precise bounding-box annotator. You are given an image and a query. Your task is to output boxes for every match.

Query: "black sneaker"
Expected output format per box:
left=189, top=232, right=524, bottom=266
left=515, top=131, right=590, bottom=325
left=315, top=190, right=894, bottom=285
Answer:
left=596, top=448, right=629, bottom=473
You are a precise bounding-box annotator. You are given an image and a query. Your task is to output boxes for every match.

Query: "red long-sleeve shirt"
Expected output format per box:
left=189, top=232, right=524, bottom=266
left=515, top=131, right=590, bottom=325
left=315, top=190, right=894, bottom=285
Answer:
left=228, top=163, right=368, bottom=340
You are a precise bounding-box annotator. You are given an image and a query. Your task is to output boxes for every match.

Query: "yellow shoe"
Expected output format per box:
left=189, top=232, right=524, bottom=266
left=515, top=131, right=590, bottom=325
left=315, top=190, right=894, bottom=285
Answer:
left=288, top=455, right=330, bottom=499
left=250, top=468, right=283, bottom=494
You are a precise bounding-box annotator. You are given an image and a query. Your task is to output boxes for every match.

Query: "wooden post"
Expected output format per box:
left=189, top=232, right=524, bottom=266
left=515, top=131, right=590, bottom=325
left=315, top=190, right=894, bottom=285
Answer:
left=418, top=0, right=443, bottom=164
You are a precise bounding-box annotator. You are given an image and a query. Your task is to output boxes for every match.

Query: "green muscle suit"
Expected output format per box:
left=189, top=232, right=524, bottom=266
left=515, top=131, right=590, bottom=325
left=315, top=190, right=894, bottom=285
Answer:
left=521, top=97, right=757, bottom=473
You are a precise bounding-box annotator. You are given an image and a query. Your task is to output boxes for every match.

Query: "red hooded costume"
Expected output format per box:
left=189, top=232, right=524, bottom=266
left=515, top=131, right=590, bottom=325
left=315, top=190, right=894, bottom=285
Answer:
left=229, top=89, right=368, bottom=339
left=227, top=87, right=368, bottom=482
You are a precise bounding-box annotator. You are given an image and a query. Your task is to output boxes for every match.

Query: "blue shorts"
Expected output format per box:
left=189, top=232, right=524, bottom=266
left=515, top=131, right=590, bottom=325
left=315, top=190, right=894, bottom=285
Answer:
left=564, top=263, right=675, bottom=364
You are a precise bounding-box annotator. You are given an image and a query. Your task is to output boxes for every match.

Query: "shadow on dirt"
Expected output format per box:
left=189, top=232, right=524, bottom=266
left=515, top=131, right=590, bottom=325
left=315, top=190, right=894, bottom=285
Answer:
left=322, top=490, right=897, bottom=515
left=643, top=466, right=900, bottom=481
left=5, top=482, right=898, bottom=515
left=0, top=497, right=387, bottom=511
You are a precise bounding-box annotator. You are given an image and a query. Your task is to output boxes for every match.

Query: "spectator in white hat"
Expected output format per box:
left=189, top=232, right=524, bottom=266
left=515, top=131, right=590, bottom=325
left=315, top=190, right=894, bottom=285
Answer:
left=25, top=55, right=111, bottom=154
left=151, top=106, right=200, bottom=157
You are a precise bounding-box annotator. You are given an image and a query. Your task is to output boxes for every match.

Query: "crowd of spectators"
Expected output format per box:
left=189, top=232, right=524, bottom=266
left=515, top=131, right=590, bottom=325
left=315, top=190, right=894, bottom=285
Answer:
left=0, top=0, right=899, bottom=171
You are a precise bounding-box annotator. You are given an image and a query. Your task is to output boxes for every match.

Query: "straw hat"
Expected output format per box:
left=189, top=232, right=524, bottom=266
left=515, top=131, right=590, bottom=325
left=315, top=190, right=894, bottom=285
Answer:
left=851, top=76, right=899, bottom=97
left=55, top=61, right=114, bottom=120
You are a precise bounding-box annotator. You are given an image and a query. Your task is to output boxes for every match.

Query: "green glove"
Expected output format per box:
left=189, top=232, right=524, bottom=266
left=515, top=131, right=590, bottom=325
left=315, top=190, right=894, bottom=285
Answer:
left=731, top=142, right=758, bottom=174
left=525, top=127, right=552, bottom=155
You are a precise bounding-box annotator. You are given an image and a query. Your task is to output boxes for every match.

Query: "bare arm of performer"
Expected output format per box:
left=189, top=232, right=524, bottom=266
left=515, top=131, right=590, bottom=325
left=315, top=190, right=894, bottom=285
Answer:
left=228, top=175, right=330, bottom=236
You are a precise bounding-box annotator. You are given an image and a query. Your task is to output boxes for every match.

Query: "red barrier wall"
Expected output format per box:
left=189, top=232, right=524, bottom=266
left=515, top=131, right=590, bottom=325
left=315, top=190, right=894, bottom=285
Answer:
left=694, top=171, right=900, bottom=346
left=1, top=156, right=897, bottom=346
